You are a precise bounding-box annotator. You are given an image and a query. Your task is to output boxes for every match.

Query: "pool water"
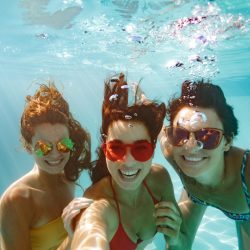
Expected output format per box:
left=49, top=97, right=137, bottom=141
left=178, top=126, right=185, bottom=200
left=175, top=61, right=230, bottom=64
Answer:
left=0, top=1, right=250, bottom=249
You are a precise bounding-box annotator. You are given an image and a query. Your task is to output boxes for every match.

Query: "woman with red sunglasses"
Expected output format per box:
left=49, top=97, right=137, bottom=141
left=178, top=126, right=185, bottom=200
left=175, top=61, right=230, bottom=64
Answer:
left=63, top=73, right=186, bottom=250
left=0, top=83, right=92, bottom=250
left=160, top=80, right=250, bottom=249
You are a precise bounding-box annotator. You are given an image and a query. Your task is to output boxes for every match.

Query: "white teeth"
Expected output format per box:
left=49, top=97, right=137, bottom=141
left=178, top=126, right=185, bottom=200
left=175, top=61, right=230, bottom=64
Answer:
left=184, top=156, right=203, bottom=162
left=47, top=159, right=61, bottom=165
left=120, top=169, right=139, bottom=176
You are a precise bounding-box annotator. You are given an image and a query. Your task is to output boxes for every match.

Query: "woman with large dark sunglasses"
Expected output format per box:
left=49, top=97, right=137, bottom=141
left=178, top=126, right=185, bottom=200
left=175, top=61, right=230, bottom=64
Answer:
left=160, top=80, right=250, bottom=249
left=61, top=73, right=186, bottom=250
left=0, top=83, right=92, bottom=250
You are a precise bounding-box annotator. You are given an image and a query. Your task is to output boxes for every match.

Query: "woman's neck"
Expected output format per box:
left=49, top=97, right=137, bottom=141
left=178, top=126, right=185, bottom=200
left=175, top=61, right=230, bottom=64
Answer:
left=195, top=157, right=227, bottom=189
left=111, top=178, right=144, bottom=208
left=33, top=164, right=67, bottom=190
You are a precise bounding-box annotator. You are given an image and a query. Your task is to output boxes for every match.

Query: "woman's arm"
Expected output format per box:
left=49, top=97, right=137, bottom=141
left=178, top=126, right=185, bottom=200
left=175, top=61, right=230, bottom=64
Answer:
left=71, top=199, right=114, bottom=250
left=176, top=189, right=207, bottom=247
left=165, top=189, right=206, bottom=250
left=151, top=165, right=206, bottom=249
left=57, top=237, right=71, bottom=250
left=61, top=197, right=93, bottom=238
left=235, top=149, right=250, bottom=249
left=236, top=220, right=250, bottom=250
left=149, top=165, right=184, bottom=249
left=58, top=197, right=94, bottom=250
left=0, top=188, right=33, bottom=250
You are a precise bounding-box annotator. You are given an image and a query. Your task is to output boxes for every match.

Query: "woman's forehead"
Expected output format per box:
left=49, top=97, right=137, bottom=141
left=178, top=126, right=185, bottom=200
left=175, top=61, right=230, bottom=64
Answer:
left=107, top=120, right=150, bottom=141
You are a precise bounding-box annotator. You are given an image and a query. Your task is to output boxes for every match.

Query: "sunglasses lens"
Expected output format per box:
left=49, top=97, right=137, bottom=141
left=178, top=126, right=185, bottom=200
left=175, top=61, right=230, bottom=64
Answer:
left=167, top=127, right=189, bottom=146
left=35, top=141, right=52, bottom=157
left=196, top=129, right=222, bottom=149
left=103, top=141, right=154, bottom=162
left=56, top=138, right=74, bottom=153
left=166, top=127, right=223, bottom=150
left=57, top=142, right=70, bottom=153
left=131, top=141, right=154, bottom=162
left=103, top=142, right=126, bottom=161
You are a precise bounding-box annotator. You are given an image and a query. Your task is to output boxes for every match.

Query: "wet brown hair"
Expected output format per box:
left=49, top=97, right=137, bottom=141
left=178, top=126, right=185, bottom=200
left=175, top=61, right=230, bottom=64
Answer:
left=20, top=82, right=91, bottom=181
left=90, top=73, right=166, bottom=184
left=166, top=79, right=238, bottom=141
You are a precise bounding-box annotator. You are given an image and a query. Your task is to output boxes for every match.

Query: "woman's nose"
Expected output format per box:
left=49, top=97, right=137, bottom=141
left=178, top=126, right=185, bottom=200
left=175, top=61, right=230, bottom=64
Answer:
left=49, top=145, right=61, bottom=157
left=184, top=133, right=203, bottom=151
left=121, top=149, right=135, bottom=165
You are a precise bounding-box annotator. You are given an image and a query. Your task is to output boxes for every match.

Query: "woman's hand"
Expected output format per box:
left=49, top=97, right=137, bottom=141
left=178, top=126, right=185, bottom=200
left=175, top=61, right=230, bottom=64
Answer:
left=154, top=201, right=182, bottom=246
left=62, top=197, right=93, bottom=238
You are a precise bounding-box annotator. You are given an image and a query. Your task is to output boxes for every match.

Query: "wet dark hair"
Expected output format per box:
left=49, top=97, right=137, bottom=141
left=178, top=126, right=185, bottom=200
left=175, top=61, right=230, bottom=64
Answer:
left=20, top=82, right=91, bottom=182
left=90, top=73, right=166, bottom=184
left=166, top=79, right=238, bottom=141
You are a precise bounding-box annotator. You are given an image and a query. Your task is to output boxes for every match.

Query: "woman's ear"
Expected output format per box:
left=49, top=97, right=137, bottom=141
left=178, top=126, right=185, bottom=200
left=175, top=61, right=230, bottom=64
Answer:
left=224, top=136, right=233, bottom=152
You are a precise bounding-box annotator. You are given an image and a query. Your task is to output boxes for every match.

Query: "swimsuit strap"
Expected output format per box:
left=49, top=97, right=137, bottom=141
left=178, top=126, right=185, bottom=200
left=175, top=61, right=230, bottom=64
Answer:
left=109, top=176, right=121, bottom=221
left=109, top=177, right=144, bottom=245
left=143, top=180, right=159, bottom=204
left=240, top=149, right=250, bottom=208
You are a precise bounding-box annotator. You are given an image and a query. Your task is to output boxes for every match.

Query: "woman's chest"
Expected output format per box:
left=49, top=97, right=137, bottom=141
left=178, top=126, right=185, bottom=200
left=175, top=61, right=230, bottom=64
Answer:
left=31, top=186, right=74, bottom=227
left=112, top=201, right=157, bottom=244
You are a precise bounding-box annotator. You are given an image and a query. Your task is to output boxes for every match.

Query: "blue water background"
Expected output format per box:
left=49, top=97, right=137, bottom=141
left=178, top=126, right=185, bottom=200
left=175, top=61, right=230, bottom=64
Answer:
left=0, top=1, right=250, bottom=249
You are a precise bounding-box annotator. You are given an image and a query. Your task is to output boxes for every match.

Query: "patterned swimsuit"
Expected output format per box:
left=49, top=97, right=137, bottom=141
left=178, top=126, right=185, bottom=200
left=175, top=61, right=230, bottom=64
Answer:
left=186, top=150, right=250, bottom=221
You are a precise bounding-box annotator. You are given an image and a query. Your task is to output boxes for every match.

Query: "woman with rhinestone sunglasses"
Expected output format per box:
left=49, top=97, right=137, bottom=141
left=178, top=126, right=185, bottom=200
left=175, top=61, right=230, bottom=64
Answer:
left=160, top=80, right=250, bottom=249
left=63, top=73, right=186, bottom=250
left=0, top=83, right=92, bottom=250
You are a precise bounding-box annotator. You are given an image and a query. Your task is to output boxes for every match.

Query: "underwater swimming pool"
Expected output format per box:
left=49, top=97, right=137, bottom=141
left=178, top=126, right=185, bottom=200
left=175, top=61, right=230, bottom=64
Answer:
left=0, top=0, right=250, bottom=249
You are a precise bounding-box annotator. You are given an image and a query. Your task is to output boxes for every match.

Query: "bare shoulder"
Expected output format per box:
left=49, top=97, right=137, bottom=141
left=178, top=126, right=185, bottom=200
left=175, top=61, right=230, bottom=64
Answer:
left=0, top=181, right=33, bottom=218
left=84, top=176, right=112, bottom=200
left=0, top=180, right=35, bottom=243
left=226, top=147, right=248, bottom=170
left=149, top=164, right=171, bottom=182
left=1, top=178, right=32, bottom=206
left=227, top=147, right=250, bottom=188
left=83, top=177, right=118, bottom=223
left=145, top=164, right=175, bottom=201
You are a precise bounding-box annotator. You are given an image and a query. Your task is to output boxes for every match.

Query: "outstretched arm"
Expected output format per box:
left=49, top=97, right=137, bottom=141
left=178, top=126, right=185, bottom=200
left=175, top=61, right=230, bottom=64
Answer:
left=61, top=197, right=93, bottom=238
left=71, top=199, right=113, bottom=250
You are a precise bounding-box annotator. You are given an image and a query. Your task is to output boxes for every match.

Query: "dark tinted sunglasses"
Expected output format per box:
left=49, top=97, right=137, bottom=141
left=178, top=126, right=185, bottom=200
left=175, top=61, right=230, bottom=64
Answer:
left=164, top=126, right=224, bottom=150
left=102, top=140, right=155, bottom=162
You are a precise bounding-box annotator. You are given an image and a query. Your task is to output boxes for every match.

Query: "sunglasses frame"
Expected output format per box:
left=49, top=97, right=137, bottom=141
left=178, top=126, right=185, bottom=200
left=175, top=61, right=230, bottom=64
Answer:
left=164, top=126, right=224, bottom=150
left=34, top=138, right=74, bottom=157
left=102, top=140, right=155, bottom=162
